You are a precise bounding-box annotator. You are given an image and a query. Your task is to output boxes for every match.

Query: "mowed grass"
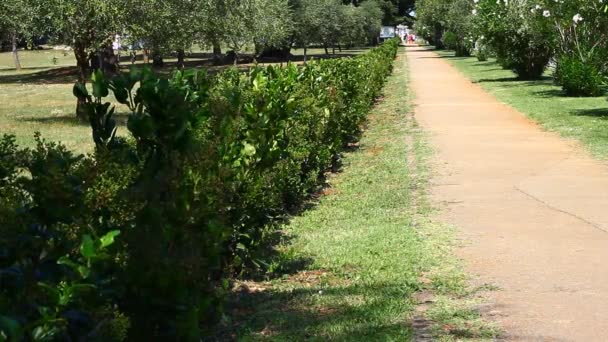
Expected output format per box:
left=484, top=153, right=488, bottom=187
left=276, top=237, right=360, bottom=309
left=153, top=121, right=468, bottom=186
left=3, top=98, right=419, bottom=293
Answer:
left=220, top=49, right=497, bottom=341
left=0, top=47, right=370, bottom=153
left=435, top=50, right=608, bottom=159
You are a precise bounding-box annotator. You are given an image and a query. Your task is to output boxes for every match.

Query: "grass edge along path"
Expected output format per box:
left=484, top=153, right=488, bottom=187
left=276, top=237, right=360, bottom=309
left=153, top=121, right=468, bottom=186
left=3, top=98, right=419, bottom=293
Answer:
left=435, top=50, right=608, bottom=160
left=221, top=49, right=499, bottom=341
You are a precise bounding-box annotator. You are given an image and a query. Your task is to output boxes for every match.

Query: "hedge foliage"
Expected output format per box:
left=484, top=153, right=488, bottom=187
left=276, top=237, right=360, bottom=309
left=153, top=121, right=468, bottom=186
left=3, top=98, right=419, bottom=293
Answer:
left=0, top=39, right=399, bottom=341
left=555, top=55, right=605, bottom=97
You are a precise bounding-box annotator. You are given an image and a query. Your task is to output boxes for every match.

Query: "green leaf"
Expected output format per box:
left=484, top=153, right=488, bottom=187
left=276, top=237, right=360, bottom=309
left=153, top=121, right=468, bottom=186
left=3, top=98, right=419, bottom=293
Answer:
left=91, top=70, right=109, bottom=98
left=79, top=234, right=96, bottom=259
left=57, top=256, right=80, bottom=271
left=77, top=265, right=91, bottom=279
left=241, top=142, right=256, bottom=157
left=114, top=88, right=129, bottom=104
left=72, top=82, right=88, bottom=99
left=100, top=230, right=121, bottom=249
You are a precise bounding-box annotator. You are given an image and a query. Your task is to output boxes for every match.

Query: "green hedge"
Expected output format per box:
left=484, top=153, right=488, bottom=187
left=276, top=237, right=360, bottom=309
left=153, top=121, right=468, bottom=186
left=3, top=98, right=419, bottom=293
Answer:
left=554, top=55, right=605, bottom=97
left=0, top=39, right=399, bottom=341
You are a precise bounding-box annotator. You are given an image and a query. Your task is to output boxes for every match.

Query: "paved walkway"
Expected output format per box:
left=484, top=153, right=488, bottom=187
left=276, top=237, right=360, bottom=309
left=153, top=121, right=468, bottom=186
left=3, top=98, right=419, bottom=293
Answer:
left=407, top=47, right=608, bottom=341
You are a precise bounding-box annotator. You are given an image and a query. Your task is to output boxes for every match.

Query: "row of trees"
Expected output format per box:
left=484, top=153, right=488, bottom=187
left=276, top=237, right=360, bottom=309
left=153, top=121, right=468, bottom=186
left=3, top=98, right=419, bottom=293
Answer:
left=0, top=0, right=420, bottom=75
left=415, top=0, right=608, bottom=96
left=1, top=0, right=392, bottom=119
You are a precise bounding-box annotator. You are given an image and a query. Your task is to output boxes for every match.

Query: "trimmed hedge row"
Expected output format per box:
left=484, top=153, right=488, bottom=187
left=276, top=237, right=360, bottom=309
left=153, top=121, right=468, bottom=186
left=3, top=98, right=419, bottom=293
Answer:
left=0, top=39, right=399, bottom=341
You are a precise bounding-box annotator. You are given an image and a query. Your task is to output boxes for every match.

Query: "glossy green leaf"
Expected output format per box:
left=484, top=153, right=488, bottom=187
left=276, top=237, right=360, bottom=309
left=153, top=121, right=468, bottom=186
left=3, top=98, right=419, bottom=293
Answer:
left=100, top=230, right=121, bottom=248
left=79, top=234, right=96, bottom=259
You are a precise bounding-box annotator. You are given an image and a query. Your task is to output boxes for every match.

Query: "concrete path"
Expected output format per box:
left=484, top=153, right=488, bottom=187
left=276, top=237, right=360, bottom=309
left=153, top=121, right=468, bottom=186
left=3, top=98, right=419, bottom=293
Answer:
left=407, top=46, right=608, bottom=341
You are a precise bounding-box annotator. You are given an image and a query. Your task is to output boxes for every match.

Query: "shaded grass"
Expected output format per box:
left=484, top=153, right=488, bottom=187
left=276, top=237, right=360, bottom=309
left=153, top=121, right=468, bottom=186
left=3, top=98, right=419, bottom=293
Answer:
left=435, top=50, right=608, bottom=159
left=216, top=49, right=497, bottom=341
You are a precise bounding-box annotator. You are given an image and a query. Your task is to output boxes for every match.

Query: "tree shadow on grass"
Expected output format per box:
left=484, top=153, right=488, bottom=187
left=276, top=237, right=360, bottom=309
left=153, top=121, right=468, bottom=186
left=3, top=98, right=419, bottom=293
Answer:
left=572, top=108, right=608, bottom=118
left=213, top=282, right=413, bottom=341
left=472, top=61, right=498, bottom=67
left=478, top=68, right=506, bottom=73
left=474, top=75, right=553, bottom=84
left=531, top=88, right=566, bottom=98
left=0, top=52, right=366, bottom=85
left=0, top=66, right=79, bottom=84
left=17, top=112, right=130, bottom=126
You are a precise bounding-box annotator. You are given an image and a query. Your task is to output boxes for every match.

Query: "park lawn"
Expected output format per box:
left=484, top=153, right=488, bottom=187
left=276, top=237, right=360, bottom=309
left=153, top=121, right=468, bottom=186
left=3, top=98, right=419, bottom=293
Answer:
left=220, top=49, right=497, bottom=341
left=435, top=50, right=608, bottom=159
left=0, top=47, right=368, bottom=70
left=0, top=47, right=370, bottom=153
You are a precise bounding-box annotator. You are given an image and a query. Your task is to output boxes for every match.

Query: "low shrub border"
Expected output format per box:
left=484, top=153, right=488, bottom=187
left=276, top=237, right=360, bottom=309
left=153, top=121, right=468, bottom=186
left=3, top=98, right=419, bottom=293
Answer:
left=0, top=39, right=399, bottom=341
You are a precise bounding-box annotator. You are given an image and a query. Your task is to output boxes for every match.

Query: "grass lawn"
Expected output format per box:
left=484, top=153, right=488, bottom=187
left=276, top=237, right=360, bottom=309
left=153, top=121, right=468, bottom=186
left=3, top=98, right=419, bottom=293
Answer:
left=435, top=50, right=608, bottom=159
left=218, top=49, right=497, bottom=341
left=0, top=47, right=370, bottom=153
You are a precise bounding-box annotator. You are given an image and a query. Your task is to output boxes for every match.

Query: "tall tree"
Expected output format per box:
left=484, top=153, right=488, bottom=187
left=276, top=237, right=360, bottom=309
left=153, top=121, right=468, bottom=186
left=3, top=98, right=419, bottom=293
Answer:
left=48, top=0, right=124, bottom=82
left=223, top=0, right=256, bottom=65
left=197, top=0, right=229, bottom=64
left=48, top=0, right=125, bottom=118
left=126, top=0, right=199, bottom=68
left=0, top=0, right=40, bottom=70
left=315, top=0, right=345, bottom=54
left=252, top=0, right=294, bottom=56
left=293, top=0, right=324, bottom=61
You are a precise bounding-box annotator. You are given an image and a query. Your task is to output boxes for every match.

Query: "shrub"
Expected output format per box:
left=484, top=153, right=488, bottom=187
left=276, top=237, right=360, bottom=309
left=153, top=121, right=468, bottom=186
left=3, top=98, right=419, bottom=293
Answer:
left=472, top=0, right=557, bottom=79
left=442, top=31, right=471, bottom=57
left=555, top=56, right=605, bottom=97
left=474, top=39, right=489, bottom=62
left=0, top=39, right=400, bottom=341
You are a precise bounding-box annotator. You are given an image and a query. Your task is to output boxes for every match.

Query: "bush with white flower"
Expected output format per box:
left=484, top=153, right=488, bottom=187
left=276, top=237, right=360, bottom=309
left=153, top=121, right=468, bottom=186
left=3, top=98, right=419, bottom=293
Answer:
left=536, top=0, right=608, bottom=95
left=443, top=0, right=476, bottom=56
left=471, top=0, right=557, bottom=79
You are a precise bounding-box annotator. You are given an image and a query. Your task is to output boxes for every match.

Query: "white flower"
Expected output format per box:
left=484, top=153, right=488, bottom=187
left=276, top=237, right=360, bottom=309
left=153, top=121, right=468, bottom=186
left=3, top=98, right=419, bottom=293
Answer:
left=573, top=13, right=583, bottom=24
left=472, top=9, right=478, bottom=15
left=543, top=10, right=551, bottom=17
left=535, top=4, right=541, bottom=9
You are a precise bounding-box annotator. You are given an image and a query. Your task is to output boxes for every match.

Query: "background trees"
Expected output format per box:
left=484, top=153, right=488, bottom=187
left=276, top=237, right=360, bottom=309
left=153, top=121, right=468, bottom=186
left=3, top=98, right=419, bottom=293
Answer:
left=413, top=0, right=450, bottom=48
left=1, top=0, right=394, bottom=117
left=0, top=0, right=41, bottom=70
left=419, top=0, right=608, bottom=95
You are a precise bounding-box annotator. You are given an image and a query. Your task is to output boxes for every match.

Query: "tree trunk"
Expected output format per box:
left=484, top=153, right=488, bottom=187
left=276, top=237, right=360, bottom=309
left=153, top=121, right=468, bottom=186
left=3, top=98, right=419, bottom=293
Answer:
left=212, top=40, right=223, bottom=65
left=98, top=51, right=104, bottom=72
left=89, top=50, right=100, bottom=71
left=11, top=34, right=21, bottom=71
left=324, top=45, right=329, bottom=55
left=143, top=49, right=150, bottom=64
left=152, top=50, right=163, bottom=68
left=434, top=24, right=445, bottom=49
left=332, top=46, right=336, bottom=54
left=102, top=45, right=119, bottom=74
left=233, top=51, right=238, bottom=66
left=73, top=42, right=90, bottom=120
left=303, top=47, right=307, bottom=64
left=177, top=49, right=185, bottom=69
